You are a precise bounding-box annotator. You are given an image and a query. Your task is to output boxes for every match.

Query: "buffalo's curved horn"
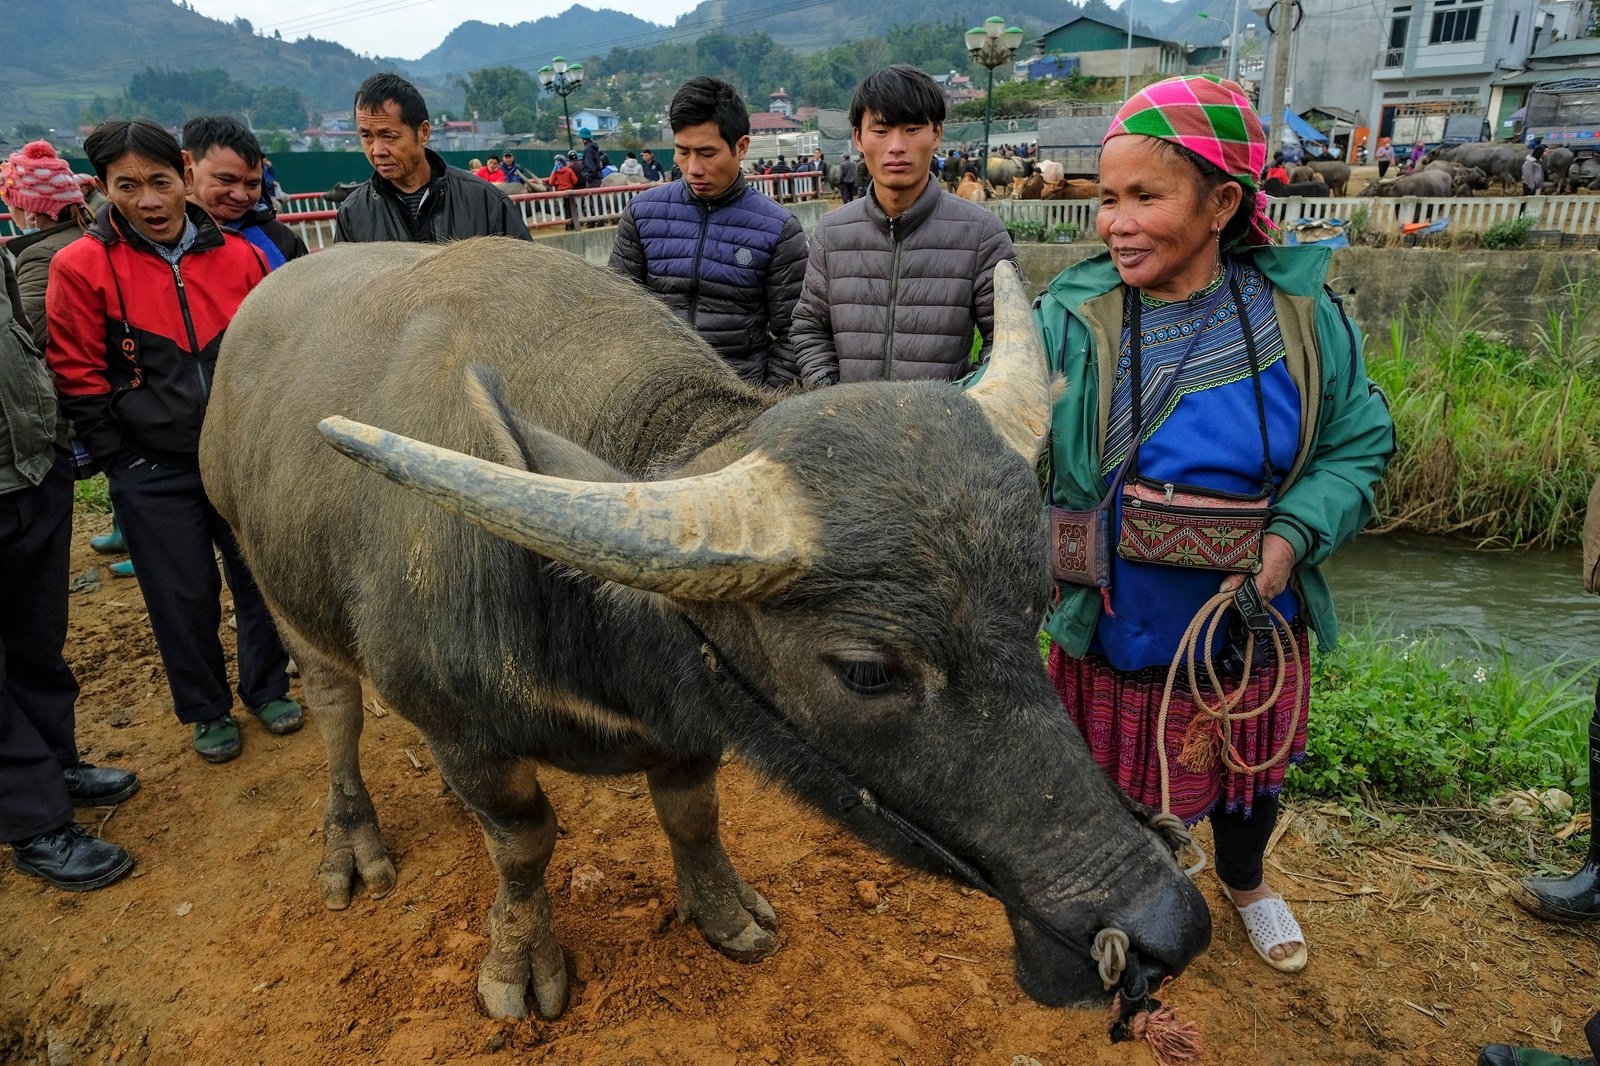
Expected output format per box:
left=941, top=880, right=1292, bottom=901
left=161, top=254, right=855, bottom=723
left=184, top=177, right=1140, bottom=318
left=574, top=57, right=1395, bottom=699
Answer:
left=966, top=260, right=1052, bottom=464
left=317, top=416, right=814, bottom=601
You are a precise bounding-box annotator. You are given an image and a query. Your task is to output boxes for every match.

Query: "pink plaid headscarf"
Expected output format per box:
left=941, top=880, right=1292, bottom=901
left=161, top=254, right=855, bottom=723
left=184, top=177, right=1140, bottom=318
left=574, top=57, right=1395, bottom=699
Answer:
left=1104, top=76, right=1274, bottom=246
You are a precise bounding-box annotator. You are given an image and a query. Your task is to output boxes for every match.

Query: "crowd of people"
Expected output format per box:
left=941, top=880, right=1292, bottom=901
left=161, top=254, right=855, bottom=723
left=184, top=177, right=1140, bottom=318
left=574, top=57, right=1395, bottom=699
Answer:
left=1, top=63, right=1595, bottom=1063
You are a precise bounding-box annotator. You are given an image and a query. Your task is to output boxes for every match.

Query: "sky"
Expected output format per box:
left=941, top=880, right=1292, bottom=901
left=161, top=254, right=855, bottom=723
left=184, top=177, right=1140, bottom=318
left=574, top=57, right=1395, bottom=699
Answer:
left=182, top=0, right=705, bottom=60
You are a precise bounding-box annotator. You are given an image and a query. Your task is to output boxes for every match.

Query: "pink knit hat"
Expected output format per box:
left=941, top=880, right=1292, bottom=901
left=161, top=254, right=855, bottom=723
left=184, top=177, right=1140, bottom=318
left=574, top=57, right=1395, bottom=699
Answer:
left=1, top=141, right=85, bottom=218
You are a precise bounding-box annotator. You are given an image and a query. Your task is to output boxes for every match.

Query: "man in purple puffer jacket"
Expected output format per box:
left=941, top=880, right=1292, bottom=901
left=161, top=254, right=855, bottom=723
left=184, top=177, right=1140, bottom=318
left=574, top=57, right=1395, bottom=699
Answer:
left=608, top=77, right=808, bottom=389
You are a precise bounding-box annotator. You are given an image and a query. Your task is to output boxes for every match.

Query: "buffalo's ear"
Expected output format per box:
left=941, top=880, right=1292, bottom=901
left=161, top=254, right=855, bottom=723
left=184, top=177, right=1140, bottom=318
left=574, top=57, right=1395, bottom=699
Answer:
left=464, top=364, right=627, bottom=483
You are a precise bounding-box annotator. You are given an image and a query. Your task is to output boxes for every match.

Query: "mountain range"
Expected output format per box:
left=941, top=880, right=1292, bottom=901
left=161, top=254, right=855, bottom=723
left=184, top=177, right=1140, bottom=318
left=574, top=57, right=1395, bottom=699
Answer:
left=7, top=0, right=1241, bottom=126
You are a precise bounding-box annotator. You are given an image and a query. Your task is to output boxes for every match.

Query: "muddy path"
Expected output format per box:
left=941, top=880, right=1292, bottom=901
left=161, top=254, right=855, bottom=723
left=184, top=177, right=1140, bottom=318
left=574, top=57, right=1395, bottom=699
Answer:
left=3, top=523, right=1597, bottom=1066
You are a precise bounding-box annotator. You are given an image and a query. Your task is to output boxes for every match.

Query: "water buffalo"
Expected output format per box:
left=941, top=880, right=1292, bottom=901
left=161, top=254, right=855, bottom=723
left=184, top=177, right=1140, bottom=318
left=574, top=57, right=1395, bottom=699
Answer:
left=1263, top=177, right=1331, bottom=198
left=1305, top=160, right=1350, bottom=195
left=986, top=156, right=1022, bottom=194
left=1432, top=142, right=1527, bottom=193
left=1289, top=165, right=1321, bottom=185
left=1358, top=168, right=1453, bottom=197
left=1423, top=160, right=1489, bottom=195
left=1546, top=146, right=1576, bottom=192
left=200, top=240, right=1211, bottom=1022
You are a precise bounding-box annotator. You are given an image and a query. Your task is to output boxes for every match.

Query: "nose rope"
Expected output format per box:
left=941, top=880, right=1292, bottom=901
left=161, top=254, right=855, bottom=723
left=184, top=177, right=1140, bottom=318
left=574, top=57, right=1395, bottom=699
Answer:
left=1091, top=927, right=1130, bottom=989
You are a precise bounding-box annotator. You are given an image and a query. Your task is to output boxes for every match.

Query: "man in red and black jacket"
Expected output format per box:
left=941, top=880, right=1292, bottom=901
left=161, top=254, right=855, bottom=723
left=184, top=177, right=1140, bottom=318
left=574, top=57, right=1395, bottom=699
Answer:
left=45, top=120, right=303, bottom=765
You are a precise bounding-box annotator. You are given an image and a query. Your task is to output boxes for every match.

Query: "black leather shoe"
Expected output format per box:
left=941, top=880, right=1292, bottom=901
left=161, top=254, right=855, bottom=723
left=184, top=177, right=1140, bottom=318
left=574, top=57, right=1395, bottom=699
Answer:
left=11, top=823, right=133, bottom=891
left=62, top=763, right=140, bottom=806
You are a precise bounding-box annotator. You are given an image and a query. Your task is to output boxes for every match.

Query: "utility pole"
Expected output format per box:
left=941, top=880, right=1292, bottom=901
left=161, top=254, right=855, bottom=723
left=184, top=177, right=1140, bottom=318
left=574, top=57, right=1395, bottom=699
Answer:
left=1271, top=0, right=1294, bottom=138
left=1124, top=0, right=1135, bottom=102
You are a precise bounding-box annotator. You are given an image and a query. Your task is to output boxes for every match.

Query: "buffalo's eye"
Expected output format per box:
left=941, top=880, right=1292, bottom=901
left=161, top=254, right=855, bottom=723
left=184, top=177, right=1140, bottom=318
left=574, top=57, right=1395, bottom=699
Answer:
left=834, top=658, right=896, bottom=696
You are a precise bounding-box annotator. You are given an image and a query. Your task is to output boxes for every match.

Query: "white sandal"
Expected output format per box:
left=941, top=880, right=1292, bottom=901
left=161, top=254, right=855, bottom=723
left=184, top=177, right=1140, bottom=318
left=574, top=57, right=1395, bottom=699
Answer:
left=1234, top=895, right=1308, bottom=973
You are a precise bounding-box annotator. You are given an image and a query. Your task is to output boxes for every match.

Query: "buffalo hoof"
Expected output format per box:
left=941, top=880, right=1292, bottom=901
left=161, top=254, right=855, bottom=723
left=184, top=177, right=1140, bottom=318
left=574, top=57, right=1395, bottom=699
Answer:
left=696, top=883, right=780, bottom=962
left=477, top=958, right=569, bottom=1021
left=317, top=821, right=396, bottom=909
left=703, top=918, right=779, bottom=963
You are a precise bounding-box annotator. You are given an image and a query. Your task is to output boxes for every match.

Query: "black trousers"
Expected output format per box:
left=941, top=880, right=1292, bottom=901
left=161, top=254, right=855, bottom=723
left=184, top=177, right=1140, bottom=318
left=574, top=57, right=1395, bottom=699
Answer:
left=839, top=181, right=856, bottom=204
left=0, top=452, right=78, bottom=842
left=1212, top=791, right=1281, bottom=891
left=106, top=455, right=289, bottom=724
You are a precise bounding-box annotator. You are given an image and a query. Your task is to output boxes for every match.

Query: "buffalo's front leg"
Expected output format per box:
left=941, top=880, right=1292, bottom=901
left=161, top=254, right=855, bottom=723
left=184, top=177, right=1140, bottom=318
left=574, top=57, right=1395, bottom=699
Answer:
left=647, top=757, right=778, bottom=961
left=296, top=645, right=396, bottom=908
left=452, top=766, right=568, bottom=1021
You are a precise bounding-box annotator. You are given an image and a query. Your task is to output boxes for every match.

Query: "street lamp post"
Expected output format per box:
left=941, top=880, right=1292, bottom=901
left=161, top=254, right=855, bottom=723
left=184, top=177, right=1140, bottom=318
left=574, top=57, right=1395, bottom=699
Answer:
left=538, top=57, right=585, bottom=153
left=964, top=17, right=1026, bottom=185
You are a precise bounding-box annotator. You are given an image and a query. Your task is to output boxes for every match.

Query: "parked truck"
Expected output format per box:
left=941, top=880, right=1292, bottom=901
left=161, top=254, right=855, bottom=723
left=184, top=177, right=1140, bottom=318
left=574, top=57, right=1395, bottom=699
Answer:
left=1524, top=78, right=1600, bottom=159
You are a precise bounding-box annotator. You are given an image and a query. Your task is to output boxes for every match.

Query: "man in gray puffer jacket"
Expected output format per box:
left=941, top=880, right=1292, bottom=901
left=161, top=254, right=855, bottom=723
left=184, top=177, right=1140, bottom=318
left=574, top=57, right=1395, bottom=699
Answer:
left=793, top=65, right=1015, bottom=386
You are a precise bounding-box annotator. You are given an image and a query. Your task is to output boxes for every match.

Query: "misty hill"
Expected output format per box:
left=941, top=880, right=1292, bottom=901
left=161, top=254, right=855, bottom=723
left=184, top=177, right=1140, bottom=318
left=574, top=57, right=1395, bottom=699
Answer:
left=408, top=6, right=668, bottom=79
left=6, top=0, right=401, bottom=127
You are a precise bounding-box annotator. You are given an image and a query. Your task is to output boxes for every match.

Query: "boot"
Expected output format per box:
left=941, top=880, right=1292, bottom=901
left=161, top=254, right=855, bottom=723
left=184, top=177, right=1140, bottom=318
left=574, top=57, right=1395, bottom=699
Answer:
left=89, top=512, right=126, bottom=555
left=1513, top=700, right=1600, bottom=922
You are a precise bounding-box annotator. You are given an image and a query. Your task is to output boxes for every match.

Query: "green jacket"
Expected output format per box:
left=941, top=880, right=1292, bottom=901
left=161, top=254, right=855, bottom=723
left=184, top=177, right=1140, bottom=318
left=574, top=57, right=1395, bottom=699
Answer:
left=1033, top=244, right=1395, bottom=656
left=0, top=250, right=65, bottom=495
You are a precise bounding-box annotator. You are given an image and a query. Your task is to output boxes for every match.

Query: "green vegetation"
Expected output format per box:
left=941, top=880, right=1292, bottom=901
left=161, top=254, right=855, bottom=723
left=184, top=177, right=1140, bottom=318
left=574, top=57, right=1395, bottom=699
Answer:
left=1482, top=215, right=1537, bottom=250
left=81, top=67, right=309, bottom=130
left=1289, top=623, right=1595, bottom=806
left=948, top=75, right=1119, bottom=119
left=1367, top=271, right=1600, bottom=547
left=74, top=474, right=110, bottom=514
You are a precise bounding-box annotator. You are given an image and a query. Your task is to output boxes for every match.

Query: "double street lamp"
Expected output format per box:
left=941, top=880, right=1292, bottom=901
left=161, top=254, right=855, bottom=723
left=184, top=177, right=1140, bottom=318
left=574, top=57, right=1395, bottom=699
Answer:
left=965, top=17, right=1026, bottom=184
left=538, top=57, right=585, bottom=153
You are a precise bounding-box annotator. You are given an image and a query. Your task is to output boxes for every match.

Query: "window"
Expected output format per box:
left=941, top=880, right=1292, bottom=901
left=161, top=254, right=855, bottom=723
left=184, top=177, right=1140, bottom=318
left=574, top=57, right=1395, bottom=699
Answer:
left=1415, top=88, right=1445, bottom=96
left=1451, top=86, right=1481, bottom=96
left=1389, top=15, right=1410, bottom=46
left=1509, top=12, right=1519, bottom=42
left=1429, top=3, right=1481, bottom=43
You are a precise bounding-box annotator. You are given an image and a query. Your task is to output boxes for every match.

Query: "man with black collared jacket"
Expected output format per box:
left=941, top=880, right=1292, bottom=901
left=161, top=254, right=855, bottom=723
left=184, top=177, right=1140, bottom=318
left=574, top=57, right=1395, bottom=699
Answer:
left=608, top=77, right=808, bottom=388
left=1, top=248, right=140, bottom=892
left=336, top=74, right=531, bottom=244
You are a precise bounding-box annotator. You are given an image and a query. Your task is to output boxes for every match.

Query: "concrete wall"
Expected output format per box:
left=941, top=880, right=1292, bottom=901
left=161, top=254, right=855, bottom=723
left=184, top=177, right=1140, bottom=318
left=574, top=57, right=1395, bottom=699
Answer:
left=1011, top=243, right=1599, bottom=344
left=535, top=207, right=1595, bottom=347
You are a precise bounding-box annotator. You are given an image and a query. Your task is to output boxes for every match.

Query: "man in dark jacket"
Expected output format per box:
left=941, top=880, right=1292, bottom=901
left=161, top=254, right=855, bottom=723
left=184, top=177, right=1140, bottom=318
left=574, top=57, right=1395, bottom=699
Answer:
left=1, top=249, right=139, bottom=892
left=837, top=154, right=858, bottom=203
left=608, top=77, right=808, bottom=388
left=182, top=115, right=307, bottom=269
left=639, top=149, right=665, bottom=182
left=793, top=65, right=1015, bottom=386
left=336, top=74, right=531, bottom=243
left=579, top=129, right=604, bottom=189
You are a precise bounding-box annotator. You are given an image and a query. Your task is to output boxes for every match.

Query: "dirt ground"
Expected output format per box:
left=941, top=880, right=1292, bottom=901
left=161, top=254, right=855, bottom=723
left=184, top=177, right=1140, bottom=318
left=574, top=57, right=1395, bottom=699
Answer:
left=3, top=520, right=1598, bottom=1066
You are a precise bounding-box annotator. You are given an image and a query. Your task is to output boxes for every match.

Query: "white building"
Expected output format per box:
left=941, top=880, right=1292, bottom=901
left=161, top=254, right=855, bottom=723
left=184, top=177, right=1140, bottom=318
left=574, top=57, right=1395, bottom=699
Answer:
left=1366, top=0, right=1594, bottom=145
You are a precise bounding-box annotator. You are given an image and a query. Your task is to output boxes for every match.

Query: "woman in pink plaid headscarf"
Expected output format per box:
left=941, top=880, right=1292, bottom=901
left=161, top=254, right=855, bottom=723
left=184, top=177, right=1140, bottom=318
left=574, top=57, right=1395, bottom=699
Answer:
left=1030, top=76, right=1395, bottom=978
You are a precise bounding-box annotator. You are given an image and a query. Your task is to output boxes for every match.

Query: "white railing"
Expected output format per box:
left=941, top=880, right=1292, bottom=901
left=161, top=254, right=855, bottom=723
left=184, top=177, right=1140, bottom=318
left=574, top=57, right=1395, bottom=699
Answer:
left=989, top=199, right=1100, bottom=232
left=979, top=194, right=1600, bottom=240
left=277, top=173, right=823, bottom=248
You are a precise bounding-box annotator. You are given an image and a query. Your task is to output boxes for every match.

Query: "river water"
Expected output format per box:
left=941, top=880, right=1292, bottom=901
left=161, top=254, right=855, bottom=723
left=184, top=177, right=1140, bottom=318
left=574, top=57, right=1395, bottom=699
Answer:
left=1323, top=533, right=1600, bottom=667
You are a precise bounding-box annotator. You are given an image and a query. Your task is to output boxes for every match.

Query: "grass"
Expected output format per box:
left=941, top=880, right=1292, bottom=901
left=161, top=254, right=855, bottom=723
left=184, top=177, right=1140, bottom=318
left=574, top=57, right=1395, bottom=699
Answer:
left=74, top=473, right=111, bottom=514
left=1366, top=269, right=1600, bottom=547
left=1289, top=622, right=1596, bottom=807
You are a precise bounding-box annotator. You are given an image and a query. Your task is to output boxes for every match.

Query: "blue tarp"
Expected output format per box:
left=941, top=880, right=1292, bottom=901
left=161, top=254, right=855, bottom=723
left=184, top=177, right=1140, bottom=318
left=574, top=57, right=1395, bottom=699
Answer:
left=1260, top=109, right=1329, bottom=142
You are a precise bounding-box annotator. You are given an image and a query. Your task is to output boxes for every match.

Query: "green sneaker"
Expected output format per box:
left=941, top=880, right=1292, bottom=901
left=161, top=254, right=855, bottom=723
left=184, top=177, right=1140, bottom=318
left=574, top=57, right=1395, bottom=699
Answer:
left=192, top=714, right=242, bottom=763
left=251, top=697, right=304, bottom=736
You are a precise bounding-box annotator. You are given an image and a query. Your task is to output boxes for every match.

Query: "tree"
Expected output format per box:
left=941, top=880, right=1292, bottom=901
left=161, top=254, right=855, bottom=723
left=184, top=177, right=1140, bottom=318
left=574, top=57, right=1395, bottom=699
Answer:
left=263, top=131, right=292, bottom=154
left=457, top=67, right=541, bottom=124
left=252, top=85, right=308, bottom=130
left=13, top=122, right=50, bottom=142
